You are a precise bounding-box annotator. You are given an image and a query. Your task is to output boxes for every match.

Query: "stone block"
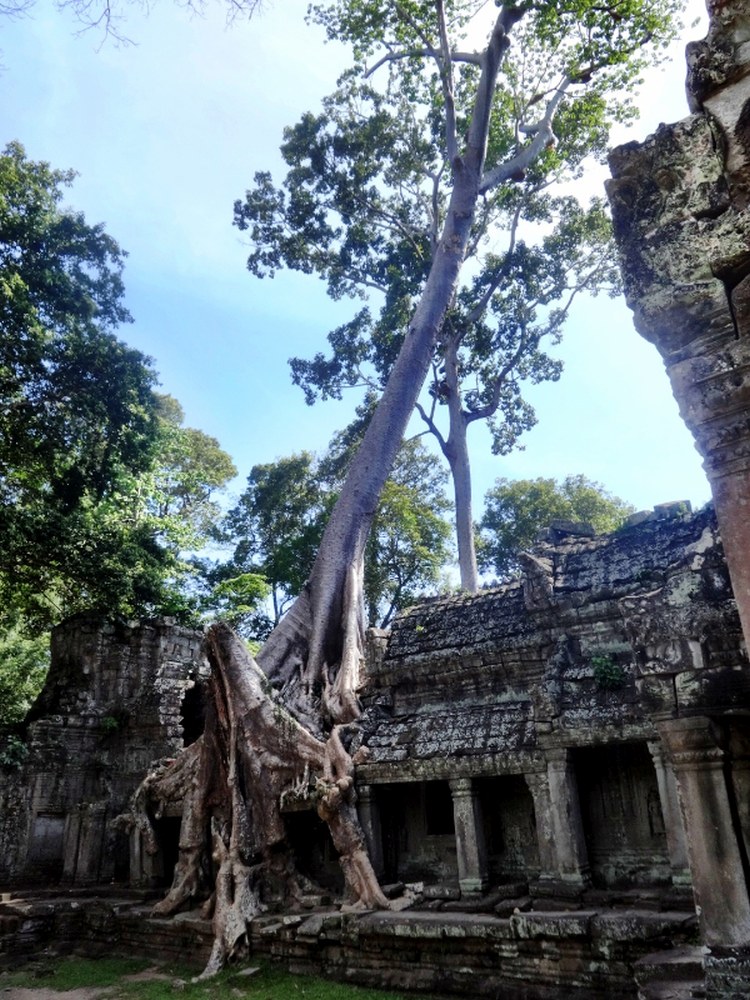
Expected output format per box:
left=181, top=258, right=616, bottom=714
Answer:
left=494, top=896, right=532, bottom=917
left=636, top=675, right=677, bottom=713
left=423, top=884, right=461, bottom=900
left=510, top=911, right=595, bottom=940
left=591, top=910, right=698, bottom=943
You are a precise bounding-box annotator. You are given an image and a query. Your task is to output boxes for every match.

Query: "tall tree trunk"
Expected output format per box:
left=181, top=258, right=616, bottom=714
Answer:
left=441, top=337, right=480, bottom=592
left=257, top=154, right=487, bottom=717
left=446, top=421, right=479, bottom=592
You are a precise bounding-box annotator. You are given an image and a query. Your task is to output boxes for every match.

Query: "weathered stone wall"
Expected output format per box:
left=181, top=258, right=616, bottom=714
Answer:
left=358, top=504, right=739, bottom=782
left=606, top=6, right=750, bottom=993
left=606, top=0, right=750, bottom=655
left=0, top=891, right=699, bottom=1000
left=0, top=616, right=207, bottom=887
left=349, top=503, right=747, bottom=913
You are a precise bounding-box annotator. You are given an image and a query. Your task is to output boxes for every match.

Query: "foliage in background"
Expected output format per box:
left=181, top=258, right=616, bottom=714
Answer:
left=0, top=143, right=238, bottom=721
left=0, top=629, right=48, bottom=726
left=0, top=143, right=237, bottom=632
left=322, top=395, right=453, bottom=626
left=0, top=140, right=164, bottom=629
left=479, top=473, right=634, bottom=578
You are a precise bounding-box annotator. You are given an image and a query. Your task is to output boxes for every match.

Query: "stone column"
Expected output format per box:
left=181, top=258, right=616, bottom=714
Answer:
left=62, top=807, right=83, bottom=882
left=357, top=783, right=385, bottom=880
left=728, top=725, right=750, bottom=857
left=543, top=748, right=590, bottom=884
left=647, top=740, right=692, bottom=887
left=606, top=0, right=750, bottom=658
left=449, top=778, right=488, bottom=895
left=74, top=802, right=107, bottom=884
left=659, top=717, right=750, bottom=949
left=129, top=826, right=161, bottom=888
left=524, top=771, right=558, bottom=881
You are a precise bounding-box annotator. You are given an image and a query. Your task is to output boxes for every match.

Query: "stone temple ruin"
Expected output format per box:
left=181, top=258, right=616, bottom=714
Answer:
left=2, top=502, right=749, bottom=998
left=5, top=2, right=750, bottom=998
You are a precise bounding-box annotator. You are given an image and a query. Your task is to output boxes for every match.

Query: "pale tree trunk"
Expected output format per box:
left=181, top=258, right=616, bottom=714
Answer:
left=441, top=337, right=480, bottom=592
left=119, top=8, right=531, bottom=977
left=445, top=420, right=479, bottom=592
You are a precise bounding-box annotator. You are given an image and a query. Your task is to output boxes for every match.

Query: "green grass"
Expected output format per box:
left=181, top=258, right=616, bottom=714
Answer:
left=0, top=955, right=438, bottom=1000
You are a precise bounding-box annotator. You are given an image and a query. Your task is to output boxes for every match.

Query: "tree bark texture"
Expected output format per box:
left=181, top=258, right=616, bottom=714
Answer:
left=442, top=338, right=480, bottom=592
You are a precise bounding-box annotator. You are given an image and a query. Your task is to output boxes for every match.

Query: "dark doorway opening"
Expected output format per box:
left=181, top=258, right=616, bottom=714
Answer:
left=477, top=775, right=540, bottom=884
left=180, top=680, right=206, bottom=747
left=284, top=810, right=345, bottom=894
left=153, top=815, right=182, bottom=887
left=575, top=742, right=669, bottom=887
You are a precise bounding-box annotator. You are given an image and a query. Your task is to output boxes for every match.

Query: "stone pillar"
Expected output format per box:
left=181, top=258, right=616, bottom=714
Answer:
left=728, top=724, right=750, bottom=857
left=659, top=717, right=750, bottom=949
left=74, top=802, right=107, bottom=884
left=524, top=771, right=559, bottom=881
left=62, top=807, right=83, bottom=882
left=543, top=748, right=590, bottom=884
left=606, top=0, right=750, bottom=658
left=647, top=740, right=692, bottom=887
left=129, top=826, right=161, bottom=888
left=357, top=784, right=384, bottom=880
left=449, top=778, right=488, bottom=895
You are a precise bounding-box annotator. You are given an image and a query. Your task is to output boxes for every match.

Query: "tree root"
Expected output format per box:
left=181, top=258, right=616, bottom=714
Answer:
left=118, top=617, right=389, bottom=977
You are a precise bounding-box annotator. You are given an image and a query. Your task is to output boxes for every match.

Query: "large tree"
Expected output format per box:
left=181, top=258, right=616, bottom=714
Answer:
left=235, top=8, right=631, bottom=591
left=0, top=143, right=236, bottom=635
left=0, top=140, right=161, bottom=630
left=119, top=0, right=683, bottom=976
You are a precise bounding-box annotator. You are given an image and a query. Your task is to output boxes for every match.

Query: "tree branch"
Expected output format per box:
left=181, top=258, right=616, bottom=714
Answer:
left=465, top=323, right=533, bottom=425
left=364, top=46, right=482, bottom=78
left=479, top=80, right=569, bottom=193
left=464, top=4, right=526, bottom=172
left=415, top=398, right=447, bottom=454
left=436, top=0, right=459, bottom=165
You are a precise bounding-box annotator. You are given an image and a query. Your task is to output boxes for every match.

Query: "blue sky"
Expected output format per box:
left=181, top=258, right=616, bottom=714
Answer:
left=1, top=0, right=711, bottom=525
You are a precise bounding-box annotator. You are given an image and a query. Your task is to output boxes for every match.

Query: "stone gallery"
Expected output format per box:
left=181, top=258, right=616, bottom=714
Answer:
left=4, top=1, right=750, bottom=998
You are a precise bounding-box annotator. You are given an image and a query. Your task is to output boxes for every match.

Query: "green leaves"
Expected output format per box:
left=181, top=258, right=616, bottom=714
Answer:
left=479, top=473, right=635, bottom=578
left=0, top=145, right=236, bottom=638
left=0, top=628, right=49, bottom=727
left=237, top=2, right=680, bottom=585
left=219, top=451, right=330, bottom=631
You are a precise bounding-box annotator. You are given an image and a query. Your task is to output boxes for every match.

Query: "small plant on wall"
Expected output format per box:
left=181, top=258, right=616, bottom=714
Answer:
left=591, top=654, right=627, bottom=691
